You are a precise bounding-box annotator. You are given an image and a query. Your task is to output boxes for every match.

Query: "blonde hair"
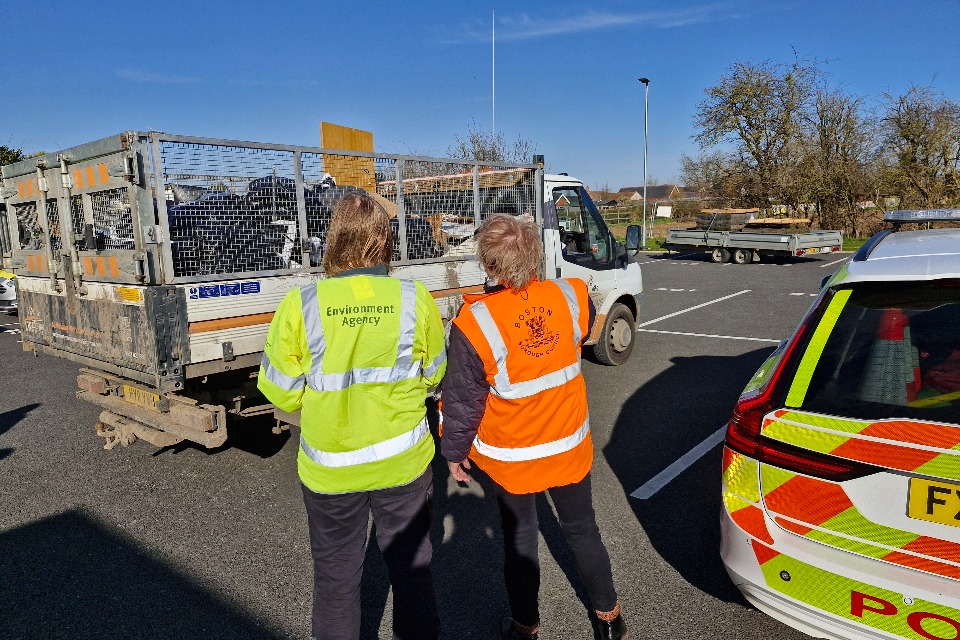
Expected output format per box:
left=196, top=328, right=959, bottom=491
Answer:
left=476, top=214, right=543, bottom=291
left=323, top=192, right=393, bottom=276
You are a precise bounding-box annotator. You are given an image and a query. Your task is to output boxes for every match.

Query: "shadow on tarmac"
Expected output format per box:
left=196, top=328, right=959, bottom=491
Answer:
left=0, top=510, right=286, bottom=640
left=603, top=349, right=775, bottom=603
left=0, top=403, right=40, bottom=438
left=0, top=403, right=41, bottom=461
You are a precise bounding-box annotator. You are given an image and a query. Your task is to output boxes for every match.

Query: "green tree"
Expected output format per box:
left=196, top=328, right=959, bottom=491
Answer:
left=0, top=144, right=25, bottom=166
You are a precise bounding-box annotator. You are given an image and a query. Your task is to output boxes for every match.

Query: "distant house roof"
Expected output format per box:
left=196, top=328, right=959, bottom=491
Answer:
left=615, top=184, right=685, bottom=200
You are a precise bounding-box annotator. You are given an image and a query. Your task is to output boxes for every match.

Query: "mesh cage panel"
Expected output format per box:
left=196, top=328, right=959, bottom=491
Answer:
left=45, top=199, right=62, bottom=251
left=70, top=195, right=86, bottom=239
left=15, top=202, right=43, bottom=250
left=90, top=188, right=135, bottom=251
left=161, top=142, right=300, bottom=277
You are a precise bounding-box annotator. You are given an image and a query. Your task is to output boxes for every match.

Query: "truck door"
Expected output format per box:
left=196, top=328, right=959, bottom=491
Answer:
left=551, top=184, right=619, bottom=285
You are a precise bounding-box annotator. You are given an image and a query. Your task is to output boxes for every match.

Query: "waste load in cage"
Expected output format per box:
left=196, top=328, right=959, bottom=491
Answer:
left=162, top=164, right=537, bottom=278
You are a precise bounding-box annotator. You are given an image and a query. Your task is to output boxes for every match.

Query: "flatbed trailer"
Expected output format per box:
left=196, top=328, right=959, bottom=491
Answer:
left=663, top=228, right=843, bottom=264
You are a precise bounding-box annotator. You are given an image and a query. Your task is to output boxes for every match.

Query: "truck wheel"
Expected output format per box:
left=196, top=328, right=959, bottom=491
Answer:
left=592, top=303, right=636, bottom=366
left=709, top=248, right=730, bottom=263
left=732, top=248, right=750, bottom=265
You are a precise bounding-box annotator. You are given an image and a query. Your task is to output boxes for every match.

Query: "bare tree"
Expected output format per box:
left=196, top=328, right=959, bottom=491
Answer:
left=802, top=86, right=878, bottom=236
left=447, top=120, right=537, bottom=165
left=880, top=85, right=960, bottom=208
left=693, top=59, right=822, bottom=213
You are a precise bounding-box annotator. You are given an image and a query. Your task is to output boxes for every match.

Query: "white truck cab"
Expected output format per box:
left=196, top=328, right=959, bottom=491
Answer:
left=542, top=174, right=643, bottom=365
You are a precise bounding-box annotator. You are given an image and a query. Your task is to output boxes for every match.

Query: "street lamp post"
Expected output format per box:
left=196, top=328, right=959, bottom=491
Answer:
left=638, top=77, right=650, bottom=249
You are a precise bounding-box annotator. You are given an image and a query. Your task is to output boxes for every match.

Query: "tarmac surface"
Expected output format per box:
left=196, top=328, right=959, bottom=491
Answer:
left=0, top=251, right=849, bottom=639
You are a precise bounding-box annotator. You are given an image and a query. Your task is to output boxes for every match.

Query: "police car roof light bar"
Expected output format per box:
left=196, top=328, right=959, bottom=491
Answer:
left=883, top=209, right=960, bottom=223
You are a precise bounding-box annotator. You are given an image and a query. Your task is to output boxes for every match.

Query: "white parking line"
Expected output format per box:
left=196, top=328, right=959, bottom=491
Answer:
left=631, top=425, right=727, bottom=499
left=637, top=290, right=751, bottom=328
left=0, top=322, right=19, bottom=327
left=637, top=329, right=781, bottom=343
left=820, top=257, right=847, bottom=268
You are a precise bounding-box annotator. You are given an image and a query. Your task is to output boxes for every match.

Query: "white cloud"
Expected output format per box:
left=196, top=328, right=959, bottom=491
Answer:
left=439, top=4, right=738, bottom=44
left=117, top=69, right=203, bottom=84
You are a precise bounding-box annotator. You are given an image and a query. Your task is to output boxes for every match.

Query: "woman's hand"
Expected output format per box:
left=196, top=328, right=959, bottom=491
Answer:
left=448, top=458, right=473, bottom=484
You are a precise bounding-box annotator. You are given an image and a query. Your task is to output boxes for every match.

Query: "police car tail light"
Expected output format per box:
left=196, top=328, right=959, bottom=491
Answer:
left=726, top=320, right=811, bottom=460
left=725, top=306, right=879, bottom=482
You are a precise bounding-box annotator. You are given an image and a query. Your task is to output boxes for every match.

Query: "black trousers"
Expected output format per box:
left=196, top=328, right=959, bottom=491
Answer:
left=301, top=467, right=439, bottom=640
left=492, top=472, right=618, bottom=627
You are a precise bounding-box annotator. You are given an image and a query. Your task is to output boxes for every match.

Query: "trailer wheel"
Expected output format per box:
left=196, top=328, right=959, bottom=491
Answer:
left=709, top=248, right=730, bottom=263
left=732, top=248, right=750, bottom=265
left=592, top=303, right=636, bottom=366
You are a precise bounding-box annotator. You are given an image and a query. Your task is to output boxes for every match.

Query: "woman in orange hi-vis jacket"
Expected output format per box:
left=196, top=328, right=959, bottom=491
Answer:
left=440, top=214, right=628, bottom=640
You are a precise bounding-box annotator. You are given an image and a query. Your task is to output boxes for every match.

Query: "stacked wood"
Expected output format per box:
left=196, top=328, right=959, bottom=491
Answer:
left=696, top=212, right=750, bottom=231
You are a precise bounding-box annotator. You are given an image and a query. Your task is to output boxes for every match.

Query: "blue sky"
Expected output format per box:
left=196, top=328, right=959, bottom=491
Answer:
left=4, top=1, right=959, bottom=191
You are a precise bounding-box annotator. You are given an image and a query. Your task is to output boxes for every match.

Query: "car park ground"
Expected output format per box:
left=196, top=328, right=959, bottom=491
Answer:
left=0, top=252, right=849, bottom=639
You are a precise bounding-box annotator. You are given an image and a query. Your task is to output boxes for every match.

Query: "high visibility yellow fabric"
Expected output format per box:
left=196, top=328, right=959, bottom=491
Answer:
left=258, top=272, right=446, bottom=493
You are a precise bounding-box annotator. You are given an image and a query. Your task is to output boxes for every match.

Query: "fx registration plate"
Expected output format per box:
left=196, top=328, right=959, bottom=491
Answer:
left=908, top=477, right=960, bottom=529
left=122, top=384, right=162, bottom=411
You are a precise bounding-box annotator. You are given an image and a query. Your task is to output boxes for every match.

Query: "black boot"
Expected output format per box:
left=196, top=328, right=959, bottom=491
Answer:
left=593, top=611, right=628, bottom=640
left=499, top=617, right=539, bottom=640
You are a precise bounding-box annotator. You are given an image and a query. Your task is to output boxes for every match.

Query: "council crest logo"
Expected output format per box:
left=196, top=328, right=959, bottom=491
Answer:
left=516, top=306, right=560, bottom=357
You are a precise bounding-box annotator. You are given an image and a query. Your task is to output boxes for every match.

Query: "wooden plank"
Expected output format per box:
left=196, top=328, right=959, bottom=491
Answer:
left=320, top=122, right=376, bottom=192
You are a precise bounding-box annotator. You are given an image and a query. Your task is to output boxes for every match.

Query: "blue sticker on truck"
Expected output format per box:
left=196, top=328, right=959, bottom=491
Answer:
left=189, top=281, right=261, bottom=300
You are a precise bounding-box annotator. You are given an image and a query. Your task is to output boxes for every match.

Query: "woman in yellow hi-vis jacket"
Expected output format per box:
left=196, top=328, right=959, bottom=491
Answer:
left=257, top=192, right=446, bottom=640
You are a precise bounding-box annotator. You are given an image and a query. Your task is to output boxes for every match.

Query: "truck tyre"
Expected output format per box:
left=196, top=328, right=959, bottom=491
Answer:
left=592, top=303, right=636, bottom=366
left=709, top=247, right=730, bottom=263
left=732, top=248, right=750, bottom=265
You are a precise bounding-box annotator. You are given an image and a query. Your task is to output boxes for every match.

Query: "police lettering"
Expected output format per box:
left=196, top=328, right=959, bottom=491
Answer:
left=850, top=591, right=960, bottom=640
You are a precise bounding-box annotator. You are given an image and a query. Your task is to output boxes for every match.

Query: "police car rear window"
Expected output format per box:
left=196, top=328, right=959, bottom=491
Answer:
left=793, top=280, right=960, bottom=423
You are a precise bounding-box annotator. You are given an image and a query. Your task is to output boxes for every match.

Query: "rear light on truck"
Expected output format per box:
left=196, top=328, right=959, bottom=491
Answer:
left=832, top=246, right=840, bottom=252
left=724, top=298, right=878, bottom=482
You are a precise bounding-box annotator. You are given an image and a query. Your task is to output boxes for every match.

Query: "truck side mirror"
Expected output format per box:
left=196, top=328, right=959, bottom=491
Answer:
left=625, top=225, right=641, bottom=256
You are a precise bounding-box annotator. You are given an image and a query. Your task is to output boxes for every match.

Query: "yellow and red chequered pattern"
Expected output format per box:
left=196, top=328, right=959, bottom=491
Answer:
left=758, top=464, right=960, bottom=581
left=762, top=410, right=960, bottom=482
left=722, top=447, right=774, bottom=545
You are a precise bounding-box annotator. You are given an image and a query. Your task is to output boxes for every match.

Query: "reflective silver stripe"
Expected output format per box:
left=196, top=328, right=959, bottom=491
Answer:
left=396, top=279, right=417, bottom=368
left=423, top=348, right=447, bottom=377
left=553, top=278, right=582, bottom=345
left=492, top=360, right=581, bottom=400
left=299, top=416, right=429, bottom=468
left=471, top=301, right=512, bottom=390
left=300, top=279, right=423, bottom=392
left=260, top=352, right=305, bottom=391
left=473, top=416, right=590, bottom=462
left=300, top=284, right=325, bottom=377
left=469, top=280, right=583, bottom=400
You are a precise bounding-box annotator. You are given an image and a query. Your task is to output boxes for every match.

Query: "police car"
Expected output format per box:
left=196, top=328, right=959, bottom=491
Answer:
left=721, top=210, right=960, bottom=640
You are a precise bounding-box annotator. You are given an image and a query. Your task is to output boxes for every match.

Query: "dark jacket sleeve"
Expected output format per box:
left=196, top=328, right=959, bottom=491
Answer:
left=439, top=324, right=488, bottom=463
left=585, top=296, right=596, bottom=345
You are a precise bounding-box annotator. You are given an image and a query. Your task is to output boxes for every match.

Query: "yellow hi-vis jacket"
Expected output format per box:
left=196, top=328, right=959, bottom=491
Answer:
left=257, top=266, right=447, bottom=493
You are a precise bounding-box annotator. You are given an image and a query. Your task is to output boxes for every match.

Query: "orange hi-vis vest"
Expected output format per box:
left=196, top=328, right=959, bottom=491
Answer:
left=453, top=278, right=593, bottom=494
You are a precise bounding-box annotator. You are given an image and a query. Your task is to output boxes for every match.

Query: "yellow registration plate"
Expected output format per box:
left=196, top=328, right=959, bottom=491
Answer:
left=122, top=384, right=162, bottom=411
left=805, top=247, right=820, bottom=254
left=908, top=477, right=960, bottom=529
